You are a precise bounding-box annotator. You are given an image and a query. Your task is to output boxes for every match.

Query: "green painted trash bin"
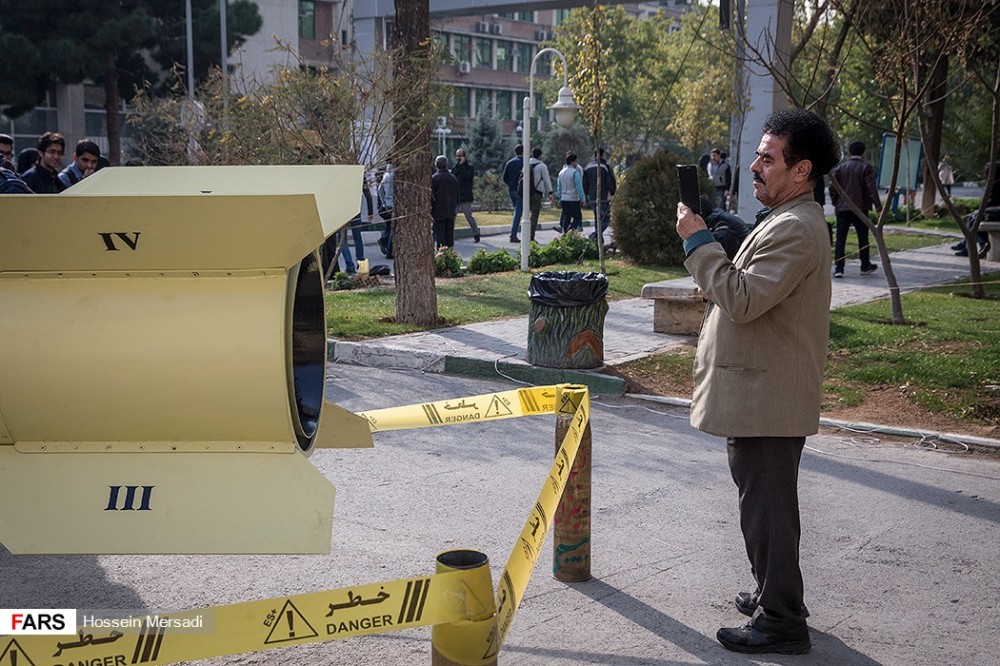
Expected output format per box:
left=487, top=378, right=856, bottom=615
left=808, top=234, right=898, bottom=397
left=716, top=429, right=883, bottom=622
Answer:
left=526, top=271, right=609, bottom=369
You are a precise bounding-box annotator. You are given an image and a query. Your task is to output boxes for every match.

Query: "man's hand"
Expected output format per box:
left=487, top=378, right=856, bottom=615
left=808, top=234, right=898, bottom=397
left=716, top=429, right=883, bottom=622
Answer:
left=676, top=202, right=708, bottom=240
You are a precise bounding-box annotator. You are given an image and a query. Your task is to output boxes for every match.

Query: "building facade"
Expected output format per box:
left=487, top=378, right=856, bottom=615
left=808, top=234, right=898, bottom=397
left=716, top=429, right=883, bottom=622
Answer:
left=0, top=0, right=690, bottom=164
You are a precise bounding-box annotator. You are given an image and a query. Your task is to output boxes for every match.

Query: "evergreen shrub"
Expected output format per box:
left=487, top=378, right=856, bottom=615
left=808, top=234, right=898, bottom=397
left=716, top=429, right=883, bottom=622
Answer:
left=467, top=248, right=518, bottom=274
left=474, top=172, right=511, bottom=211
left=434, top=247, right=465, bottom=277
left=611, top=150, right=712, bottom=266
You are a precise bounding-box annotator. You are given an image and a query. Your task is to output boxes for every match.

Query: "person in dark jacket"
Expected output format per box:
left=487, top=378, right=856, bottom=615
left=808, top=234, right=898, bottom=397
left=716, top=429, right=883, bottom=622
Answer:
left=432, top=155, right=459, bottom=248
left=21, top=132, right=66, bottom=194
left=583, top=148, right=616, bottom=238
left=0, top=167, right=33, bottom=194
left=502, top=145, right=524, bottom=242
left=452, top=149, right=480, bottom=242
left=698, top=195, right=752, bottom=260
left=0, top=134, right=14, bottom=170
left=829, top=141, right=881, bottom=277
left=16, top=147, right=38, bottom=175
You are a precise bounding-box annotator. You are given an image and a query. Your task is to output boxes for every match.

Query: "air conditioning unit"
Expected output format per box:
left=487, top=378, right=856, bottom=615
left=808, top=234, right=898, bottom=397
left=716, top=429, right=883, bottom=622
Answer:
left=476, top=22, right=489, bottom=33
left=490, top=23, right=502, bottom=35
left=457, top=60, right=472, bottom=74
left=535, top=30, right=547, bottom=41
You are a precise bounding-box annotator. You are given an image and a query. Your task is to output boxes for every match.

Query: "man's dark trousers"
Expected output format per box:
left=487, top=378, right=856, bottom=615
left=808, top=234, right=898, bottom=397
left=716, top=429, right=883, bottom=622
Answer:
left=727, top=436, right=808, bottom=634
left=834, top=210, right=873, bottom=273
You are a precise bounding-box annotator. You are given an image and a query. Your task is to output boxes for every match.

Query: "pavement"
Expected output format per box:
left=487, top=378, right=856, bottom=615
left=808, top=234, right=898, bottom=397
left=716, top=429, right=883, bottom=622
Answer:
left=333, top=225, right=998, bottom=398
left=6, top=365, right=998, bottom=666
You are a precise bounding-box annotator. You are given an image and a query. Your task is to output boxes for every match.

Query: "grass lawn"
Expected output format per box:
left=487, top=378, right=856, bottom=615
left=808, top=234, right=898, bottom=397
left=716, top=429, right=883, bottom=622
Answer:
left=327, top=256, right=686, bottom=339
left=611, top=273, right=1000, bottom=428
left=825, top=272, right=1000, bottom=422
left=326, top=225, right=950, bottom=339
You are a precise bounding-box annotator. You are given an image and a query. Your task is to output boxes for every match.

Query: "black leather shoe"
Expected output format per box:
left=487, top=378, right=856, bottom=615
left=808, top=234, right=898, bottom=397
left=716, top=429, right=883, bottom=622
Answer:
left=717, top=622, right=811, bottom=655
left=510, top=236, right=520, bottom=243
left=734, top=592, right=757, bottom=617
left=474, top=233, right=481, bottom=243
left=735, top=592, right=809, bottom=618
left=979, top=241, right=991, bottom=259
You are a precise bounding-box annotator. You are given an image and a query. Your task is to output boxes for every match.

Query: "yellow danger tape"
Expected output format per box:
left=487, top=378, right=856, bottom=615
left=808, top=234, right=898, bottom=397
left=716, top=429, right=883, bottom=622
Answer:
left=4, top=570, right=485, bottom=666
left=358, top=385, right=557, bottom=431
left=4, top=385, right=589, bottom=666
left=494, top=385, right=588, bottom=648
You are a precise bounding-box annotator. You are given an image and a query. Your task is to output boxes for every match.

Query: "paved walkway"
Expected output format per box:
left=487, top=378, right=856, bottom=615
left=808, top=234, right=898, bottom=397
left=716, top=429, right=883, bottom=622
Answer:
left=331, top=241, right=998, bottom=395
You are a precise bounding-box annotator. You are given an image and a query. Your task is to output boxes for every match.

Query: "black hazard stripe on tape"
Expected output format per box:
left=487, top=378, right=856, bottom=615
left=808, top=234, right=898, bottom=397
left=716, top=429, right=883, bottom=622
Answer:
left=422, top=403, right=443, bottom=425
left=397, top=578, right=431, bottom=624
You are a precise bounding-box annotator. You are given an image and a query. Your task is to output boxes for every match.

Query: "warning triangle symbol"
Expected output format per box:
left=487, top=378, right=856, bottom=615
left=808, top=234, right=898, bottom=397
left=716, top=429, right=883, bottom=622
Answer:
left=0, top=639, right=36, bottom=666
left=264, top=600, right=319, bottom=644
left=484, top=395, right=514, bottom=419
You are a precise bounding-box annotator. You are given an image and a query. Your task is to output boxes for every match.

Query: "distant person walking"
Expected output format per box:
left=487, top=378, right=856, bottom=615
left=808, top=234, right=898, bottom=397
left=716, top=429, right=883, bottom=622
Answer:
left=377, top=163, right=394, bottom=258
left=557, top=152, right=586, bottom=233
left=829, top=141, right=881, bottom=278
left=527, top=147, right=553, bottom=242
left=431, top=155, right=459, bottom=249
left=938, top=156, right=955, bottom=196
left=502, top=145, right=524, bottom=243
left=707, top=148, right=732, bottom=209
left=583, top=148, right=616, bottom=238
left=452, top=149, right=480, bottom=242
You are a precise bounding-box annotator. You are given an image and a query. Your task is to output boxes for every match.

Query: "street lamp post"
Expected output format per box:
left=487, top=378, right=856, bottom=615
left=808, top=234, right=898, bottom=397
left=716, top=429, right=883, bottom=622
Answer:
left=521, top=48, right=580, bottom=271
left=433, top=116, right=451, bottom=159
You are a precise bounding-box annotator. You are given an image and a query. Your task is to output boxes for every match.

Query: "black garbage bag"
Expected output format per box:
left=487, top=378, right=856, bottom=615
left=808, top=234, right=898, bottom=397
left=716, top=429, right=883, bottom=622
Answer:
left=527, top=271, right=609, bottom=308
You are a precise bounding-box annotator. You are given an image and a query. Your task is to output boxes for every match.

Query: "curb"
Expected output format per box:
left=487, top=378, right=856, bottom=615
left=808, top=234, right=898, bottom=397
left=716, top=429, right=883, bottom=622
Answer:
left=329, top=339, right=627, bottom=396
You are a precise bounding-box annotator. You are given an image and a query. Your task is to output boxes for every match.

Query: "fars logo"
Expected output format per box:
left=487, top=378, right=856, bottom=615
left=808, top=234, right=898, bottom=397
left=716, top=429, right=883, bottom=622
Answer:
left=0, top=610, right=77, bottom=635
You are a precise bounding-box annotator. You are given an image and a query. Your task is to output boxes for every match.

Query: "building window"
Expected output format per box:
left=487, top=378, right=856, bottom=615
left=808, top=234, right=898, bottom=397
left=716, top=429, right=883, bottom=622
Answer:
left=536, top=51, right=552, bottom=76
left=516, top=43, right=532, bottom=74
left=299, top=1, right=315, bottom=40
left=453, top=87, right=472, bottom=118
left=496, top=90, right=512, bottom=120
left=453, top=34, right=472, bottom=65
left=517, top=11, right=534, bottom=22
left=555, top=9, right=572, bottom=25
left=475, top=88, right=494, bottom=117
left=496, top=40, right=513, bottom=72
left=475, top=38, right=492, bottom=69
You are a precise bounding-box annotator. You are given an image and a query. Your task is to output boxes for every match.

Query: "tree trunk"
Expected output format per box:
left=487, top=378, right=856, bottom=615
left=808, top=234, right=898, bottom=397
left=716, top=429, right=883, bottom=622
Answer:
left=919, top=54, right=948, bottom=216
left=104, top=52, right=121, bottom=165
left=392, top=0, right=438, bottom=325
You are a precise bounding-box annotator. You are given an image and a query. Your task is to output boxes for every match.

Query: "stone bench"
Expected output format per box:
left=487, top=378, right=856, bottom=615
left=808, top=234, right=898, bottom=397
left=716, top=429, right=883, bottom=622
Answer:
left=980, top=208, right=1000, bottom=262
left=641, top=277, right=705, bottom=335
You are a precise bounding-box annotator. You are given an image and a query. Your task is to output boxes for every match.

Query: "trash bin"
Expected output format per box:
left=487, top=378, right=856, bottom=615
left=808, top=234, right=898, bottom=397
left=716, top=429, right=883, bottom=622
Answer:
left=526, top=271, right=609, bottom=369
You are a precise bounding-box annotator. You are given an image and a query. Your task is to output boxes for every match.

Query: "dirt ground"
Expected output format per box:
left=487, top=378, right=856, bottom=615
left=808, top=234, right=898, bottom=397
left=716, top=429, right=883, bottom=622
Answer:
left=607, top=344, right=1000, bottom=451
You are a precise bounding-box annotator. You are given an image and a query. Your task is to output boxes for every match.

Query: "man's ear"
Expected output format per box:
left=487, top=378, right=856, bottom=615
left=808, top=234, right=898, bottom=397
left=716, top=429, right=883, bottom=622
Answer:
left=793, top=159, right=813, bottom=182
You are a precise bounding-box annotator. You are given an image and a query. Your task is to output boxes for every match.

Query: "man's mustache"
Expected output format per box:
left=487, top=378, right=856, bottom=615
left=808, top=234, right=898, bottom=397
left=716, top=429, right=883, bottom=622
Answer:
left=753, top=173, right=765, bottom=184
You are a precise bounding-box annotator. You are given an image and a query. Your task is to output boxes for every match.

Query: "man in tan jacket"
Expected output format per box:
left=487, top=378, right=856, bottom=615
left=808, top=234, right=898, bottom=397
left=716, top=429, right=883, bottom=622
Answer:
left=676, top=108, right=839, bottom=655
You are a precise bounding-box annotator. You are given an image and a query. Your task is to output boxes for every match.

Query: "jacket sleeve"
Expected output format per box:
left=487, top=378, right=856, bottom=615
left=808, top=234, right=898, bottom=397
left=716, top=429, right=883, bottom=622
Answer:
left=539, top=163, right=553, bottom=195
left=864, top=164, right=881, bottom=211
left=685, top=214, right=821, bottom=324
left=574, top=170, right=585, bottom=199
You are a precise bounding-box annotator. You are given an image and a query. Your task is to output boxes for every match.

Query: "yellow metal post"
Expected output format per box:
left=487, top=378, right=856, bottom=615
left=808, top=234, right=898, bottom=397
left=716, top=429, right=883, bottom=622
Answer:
left=553, top=384, right=592, bottom=582
left=431, top=549, right=498, bottom=666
